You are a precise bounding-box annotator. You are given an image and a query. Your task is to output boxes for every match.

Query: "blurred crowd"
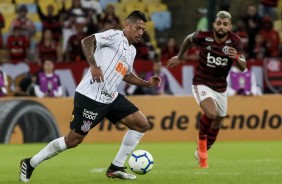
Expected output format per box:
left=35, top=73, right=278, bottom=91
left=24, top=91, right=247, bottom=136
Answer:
left=0, top=0, right=282, bottom=97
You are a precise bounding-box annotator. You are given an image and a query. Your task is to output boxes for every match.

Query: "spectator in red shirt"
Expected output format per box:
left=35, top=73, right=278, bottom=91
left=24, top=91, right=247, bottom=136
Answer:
left=161, top=36, right=179, bottom=63
left=241, top=4, right=262, bottom=58
left=68, top=0, right=88, bottom=18
left=0, top=12, right=5, bottom=49
left=99, top=4, right=121, bottom=31
left=253, top=33, right=267, bottom=60
left=6, top=26, right=29, bottom=63
left=233, top=18, right=249, bottom=57
left=65, top=22, right=87, bottom=62
left=10, top=5, right=35, bottom=40
left=259, top=0, right=278, bottom=20
left=259, top=16, right=280, bottom=57
left=35, top=29, right=63, bottom=64
left=35, top=0, right=65, bottom=41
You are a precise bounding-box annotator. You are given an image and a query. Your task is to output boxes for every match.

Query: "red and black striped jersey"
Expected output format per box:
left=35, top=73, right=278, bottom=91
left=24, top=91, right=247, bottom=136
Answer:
left=192, top=30, right=243, bottom=92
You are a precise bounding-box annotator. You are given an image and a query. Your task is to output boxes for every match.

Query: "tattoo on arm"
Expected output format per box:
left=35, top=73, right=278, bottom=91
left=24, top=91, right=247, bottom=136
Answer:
left=177, top=33, right=194, bottom=60
left=81, top=35, right=97, bottom=66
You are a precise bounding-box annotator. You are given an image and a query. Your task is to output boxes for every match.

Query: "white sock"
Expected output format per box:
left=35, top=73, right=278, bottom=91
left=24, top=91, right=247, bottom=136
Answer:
left=30, top=137, right=67, bottom=168
left=112, top=130, right=144, bottom=167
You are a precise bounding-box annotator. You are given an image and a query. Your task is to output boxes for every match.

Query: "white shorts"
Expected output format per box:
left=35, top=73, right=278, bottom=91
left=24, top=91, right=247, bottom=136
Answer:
left=192, top=85, right=227, bottom=117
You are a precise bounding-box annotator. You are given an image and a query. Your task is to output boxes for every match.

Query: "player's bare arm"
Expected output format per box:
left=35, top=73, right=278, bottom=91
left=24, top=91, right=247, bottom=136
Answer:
left=81, top=35, right=104, bottom=82
left=228, top=47, right=246, bottom=71
left=123, top=72, right=161, bottom=88
left=167, top=33, right=194, bottom=68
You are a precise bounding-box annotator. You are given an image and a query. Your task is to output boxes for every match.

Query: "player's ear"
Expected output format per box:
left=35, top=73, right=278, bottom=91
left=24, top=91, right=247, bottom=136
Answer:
left=212, top=22, right=215, bottom=29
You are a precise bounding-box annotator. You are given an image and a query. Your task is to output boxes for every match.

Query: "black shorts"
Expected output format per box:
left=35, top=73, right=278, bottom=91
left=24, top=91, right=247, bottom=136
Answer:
left=70, top=92, right=139, bottom=135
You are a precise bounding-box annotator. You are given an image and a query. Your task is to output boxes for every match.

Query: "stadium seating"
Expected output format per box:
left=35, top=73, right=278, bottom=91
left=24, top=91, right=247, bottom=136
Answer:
left=151, top=11, right=171, bottom=31
left=121, top=0, right=139, bottom=3
left=274, top=20, right=282, bottom=43
left=1, top=0, right=12, bottom=3
left=15, top=0, right=34, bottom=3
left=142, top=0, right=161, bottom=5
left=110, top=2, right=127, bottom=19
left=99, top=0, right=118, bottom=10
left=0, top=3, right=15, bottom=14
left=124, top=2, right=147, bottom=14
left=16, top=3, right=38, bottom=14
left=147, top=3, right=167, bottom=14
left=34, top=22, right=43, bottom=32
left=27, top=13, right=41, bottom=22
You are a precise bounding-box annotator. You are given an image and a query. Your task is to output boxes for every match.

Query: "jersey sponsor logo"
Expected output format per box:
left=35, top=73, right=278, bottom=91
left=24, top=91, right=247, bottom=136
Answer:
left=101, top=90, right=113, bottom=98
left=205, top=37, right=214, bottom=42
left=115, top=61, right=128, bottom=76
left=206, top=46, right=211, bottom=50
left=81, top=120, right=92, bottom=132
left=83, top=109, right=98, bottom=120
left=207, top=53, right=228, bottom=68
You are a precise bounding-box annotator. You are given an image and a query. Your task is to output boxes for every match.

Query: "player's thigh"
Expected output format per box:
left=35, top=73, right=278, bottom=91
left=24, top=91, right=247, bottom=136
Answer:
left=200, top=97, right=218, bottom=119
left=120, top=110, right=150, bottom=133
left=106, top=94, right=149, bottom=132
left=70, top=92, right=108, bottom=135
left=192, top=85, right=218, bottom=119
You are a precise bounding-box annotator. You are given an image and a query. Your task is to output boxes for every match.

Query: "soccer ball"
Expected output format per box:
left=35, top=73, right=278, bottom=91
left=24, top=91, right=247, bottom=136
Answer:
left=128, top=150, right=154, bottom=175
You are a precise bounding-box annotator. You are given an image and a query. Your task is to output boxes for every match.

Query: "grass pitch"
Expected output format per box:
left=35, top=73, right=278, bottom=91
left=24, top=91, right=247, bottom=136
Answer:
left=1, top=141, right=281, bottom=184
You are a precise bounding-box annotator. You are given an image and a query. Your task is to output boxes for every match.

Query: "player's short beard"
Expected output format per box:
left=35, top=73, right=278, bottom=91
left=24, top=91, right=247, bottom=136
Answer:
left=215, top=31, right=228, bottom=39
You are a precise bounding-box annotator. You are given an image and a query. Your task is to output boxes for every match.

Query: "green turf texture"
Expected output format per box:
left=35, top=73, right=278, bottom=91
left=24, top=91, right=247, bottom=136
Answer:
left=1, top=141, right=281, bottom=184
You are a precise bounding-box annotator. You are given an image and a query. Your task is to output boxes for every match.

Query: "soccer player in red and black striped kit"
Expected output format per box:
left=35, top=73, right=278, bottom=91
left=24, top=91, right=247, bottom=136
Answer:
left=167, top=11, right=246, bottom=168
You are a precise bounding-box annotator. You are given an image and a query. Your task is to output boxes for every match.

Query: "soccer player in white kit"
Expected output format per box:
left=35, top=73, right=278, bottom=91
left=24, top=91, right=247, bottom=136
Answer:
left=19, top=11, right=161, bottom=182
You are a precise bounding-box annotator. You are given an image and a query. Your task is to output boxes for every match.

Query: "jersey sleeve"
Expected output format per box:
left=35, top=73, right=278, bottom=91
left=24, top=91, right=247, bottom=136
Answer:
left=127, top=47, right=136, bottom=74
left=233, top=36, right=244, bottom=55
left=192, top=31, right=200, bottom=45
left=94, top=29, right=122, bottom=46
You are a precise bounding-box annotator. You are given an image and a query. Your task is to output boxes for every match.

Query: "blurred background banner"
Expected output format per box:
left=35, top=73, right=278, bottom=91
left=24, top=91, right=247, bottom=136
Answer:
left=1, top=95, right=281, bottom=144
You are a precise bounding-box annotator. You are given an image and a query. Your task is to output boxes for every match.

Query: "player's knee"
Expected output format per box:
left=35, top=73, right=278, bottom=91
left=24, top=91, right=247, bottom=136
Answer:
left=205, top=112, right=218, bottom=120
left=135, top=121, right=150, bottom=133
left=65, top=137, right=83, bottom=149
left=211, top=122, right=221, bottom=129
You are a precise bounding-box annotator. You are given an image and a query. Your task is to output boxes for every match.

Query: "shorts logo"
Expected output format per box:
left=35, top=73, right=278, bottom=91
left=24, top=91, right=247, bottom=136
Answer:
left=201, top=91, right=206, bottom=96
left=81, top=120, right=92, bottom=132
left=83, top=109, right=98, bottom=120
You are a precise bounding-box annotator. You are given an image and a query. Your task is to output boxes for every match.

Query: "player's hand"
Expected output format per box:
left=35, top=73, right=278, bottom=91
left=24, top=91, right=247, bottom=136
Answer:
left=228, top=47, right=238, bottom=60
left=147, top=75, right=161, bottom=88
left=90, top=65, right=104, bottom=83
left=167, top=56, right=180, bottom=68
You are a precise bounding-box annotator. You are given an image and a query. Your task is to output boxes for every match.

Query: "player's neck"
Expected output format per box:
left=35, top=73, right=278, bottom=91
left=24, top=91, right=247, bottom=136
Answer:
left=214, top=36, right=228, bottom=44
left=123, top=30, right=133, bottom=45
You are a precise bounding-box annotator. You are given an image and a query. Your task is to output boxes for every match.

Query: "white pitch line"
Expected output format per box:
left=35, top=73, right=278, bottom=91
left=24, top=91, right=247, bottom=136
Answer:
left=216, top=158, right=282, bottom=163
left=90, top=168, right=106, bottom=173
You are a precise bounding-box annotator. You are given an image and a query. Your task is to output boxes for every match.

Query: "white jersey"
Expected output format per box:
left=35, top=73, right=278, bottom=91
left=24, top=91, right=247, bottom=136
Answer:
left=76, top=29, right=136, bottom=104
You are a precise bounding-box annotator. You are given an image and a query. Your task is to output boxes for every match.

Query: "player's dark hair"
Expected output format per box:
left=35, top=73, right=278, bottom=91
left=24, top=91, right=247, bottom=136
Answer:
left=127, top=10, right=147, bottom=22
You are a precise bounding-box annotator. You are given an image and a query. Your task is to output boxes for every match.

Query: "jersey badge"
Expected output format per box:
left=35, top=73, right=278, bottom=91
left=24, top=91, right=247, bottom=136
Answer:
left=81, top=120, right=93, bottom=133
